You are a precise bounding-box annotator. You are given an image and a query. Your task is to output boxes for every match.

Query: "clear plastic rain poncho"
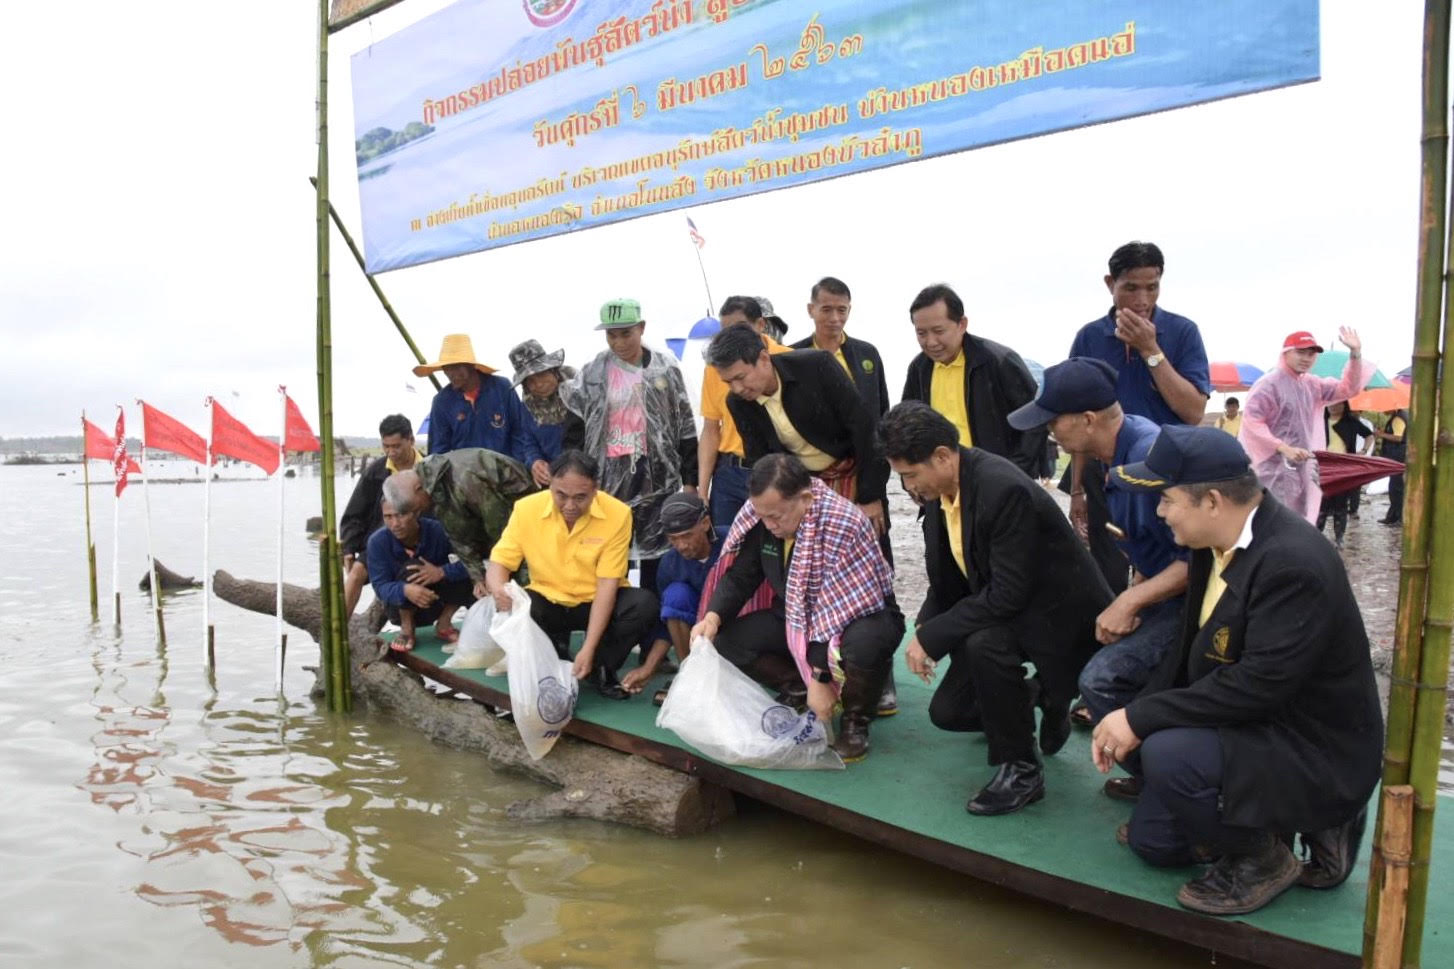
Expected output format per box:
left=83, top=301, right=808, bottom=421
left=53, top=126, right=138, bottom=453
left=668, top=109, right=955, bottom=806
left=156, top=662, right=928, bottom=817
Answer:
left=1238, top=355, right=1369, bottom=521
left=561, top=346, right=697, bottom=562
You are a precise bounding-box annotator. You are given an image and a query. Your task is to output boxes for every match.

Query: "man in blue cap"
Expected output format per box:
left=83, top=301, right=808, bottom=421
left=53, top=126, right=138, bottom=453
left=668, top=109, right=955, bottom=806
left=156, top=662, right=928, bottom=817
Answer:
left=1009, top=357, right=1189, bottom=804
left=1093, top=425, right=1380, bottom=915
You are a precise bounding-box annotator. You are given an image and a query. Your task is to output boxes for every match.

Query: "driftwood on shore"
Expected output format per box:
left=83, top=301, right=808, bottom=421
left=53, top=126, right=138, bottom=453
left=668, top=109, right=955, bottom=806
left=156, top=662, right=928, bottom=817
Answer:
left=211, top=570, right=735, bottom=836
left=139, top=560, right=203, bottom=592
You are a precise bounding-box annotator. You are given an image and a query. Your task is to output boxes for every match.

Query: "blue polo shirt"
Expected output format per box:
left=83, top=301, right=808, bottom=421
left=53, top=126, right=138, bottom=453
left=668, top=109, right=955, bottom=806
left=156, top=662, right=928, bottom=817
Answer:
left=426, top=375, right=544, bottom=465
left=1069, top=307, right=1210, bottom=426
left=366, top=517, right=469, bottom=607
left=1105, top=415, right=1185, bottom=579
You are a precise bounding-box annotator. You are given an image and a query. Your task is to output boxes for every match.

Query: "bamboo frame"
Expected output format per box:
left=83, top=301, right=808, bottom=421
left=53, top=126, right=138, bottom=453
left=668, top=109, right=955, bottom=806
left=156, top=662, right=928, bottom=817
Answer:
left=317, top=0, right=351, bottom=712
left=308, top=176, right=441, bottom=391
left=1364, top=1, right=1451, bottom=961
left=1373, top=786, right=1415, bottom=969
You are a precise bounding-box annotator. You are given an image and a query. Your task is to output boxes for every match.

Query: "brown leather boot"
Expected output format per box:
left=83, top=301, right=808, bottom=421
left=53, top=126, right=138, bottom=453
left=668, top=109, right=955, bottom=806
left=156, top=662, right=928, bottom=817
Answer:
left=746, top=653, right=808, bottom=709
left=833, top=661, right=889, bottom=762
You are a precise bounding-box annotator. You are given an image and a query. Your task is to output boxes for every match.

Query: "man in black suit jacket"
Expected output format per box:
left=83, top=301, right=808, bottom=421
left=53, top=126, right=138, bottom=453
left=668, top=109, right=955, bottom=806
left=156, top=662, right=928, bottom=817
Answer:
left=1095, top=425, right=1381, bottom=916
left=880, top=402, right=1110, bottom=815
left=791, top=276, right=891, bottom=420
left=900, top=284, right=1045, bottom=478
left=706, top=323, right=889, bottom=534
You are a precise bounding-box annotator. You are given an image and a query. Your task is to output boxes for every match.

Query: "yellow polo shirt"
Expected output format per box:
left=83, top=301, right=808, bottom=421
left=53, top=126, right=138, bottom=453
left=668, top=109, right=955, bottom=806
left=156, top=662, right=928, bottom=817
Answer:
left=813, top=336, right=851, bottom=377
left=930, top=350, right=973, bottom=447
left=1215, top=414, right=1242, bottom=437
left=759, top=379, right=834, bottom=471
left=701, top=333, right=790, bottom=457
left=944, top=487, right=967, bottom=577
left=386, top=448, right=426, bottom=473
left=489, top=490, right=632, bottom=606
left=1199, top=507, right=1257, bottom=626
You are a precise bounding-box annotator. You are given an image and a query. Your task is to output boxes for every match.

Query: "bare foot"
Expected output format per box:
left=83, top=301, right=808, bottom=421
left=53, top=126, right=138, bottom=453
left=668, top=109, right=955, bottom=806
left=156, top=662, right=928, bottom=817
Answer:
left=390, top=633, right=416, bottom=653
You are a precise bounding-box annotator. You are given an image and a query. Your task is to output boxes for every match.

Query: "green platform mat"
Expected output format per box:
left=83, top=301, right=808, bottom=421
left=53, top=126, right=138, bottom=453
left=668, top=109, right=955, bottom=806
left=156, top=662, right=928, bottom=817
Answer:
left=395, top=630, right=1451, bottom=964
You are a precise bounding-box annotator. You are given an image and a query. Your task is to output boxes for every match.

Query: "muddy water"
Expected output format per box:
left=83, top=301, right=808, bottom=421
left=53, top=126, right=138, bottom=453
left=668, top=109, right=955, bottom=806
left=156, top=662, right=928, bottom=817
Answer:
left=0, top=462, right=1424, bottom=967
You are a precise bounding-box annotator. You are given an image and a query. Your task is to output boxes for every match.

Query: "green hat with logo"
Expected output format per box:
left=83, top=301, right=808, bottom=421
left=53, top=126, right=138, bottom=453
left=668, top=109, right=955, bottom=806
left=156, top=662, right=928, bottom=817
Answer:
left=597, top=297, right=644, bottom=330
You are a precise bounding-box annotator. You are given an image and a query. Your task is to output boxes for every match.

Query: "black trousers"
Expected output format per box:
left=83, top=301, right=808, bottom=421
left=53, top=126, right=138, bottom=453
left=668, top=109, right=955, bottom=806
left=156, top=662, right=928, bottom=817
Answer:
left=1386, top=473, right=1405, bottom=522
left=385, top=576, right=474, bottom=627
left=1061, top=459, right=1129, bottom=596
left=1124, top=727, right=1266, bottom=866
left=526, top=587, right=660, bottom=674
left=713, top=608, right=902, bottom=673
left=1317, top=491, right=1350, bottom=542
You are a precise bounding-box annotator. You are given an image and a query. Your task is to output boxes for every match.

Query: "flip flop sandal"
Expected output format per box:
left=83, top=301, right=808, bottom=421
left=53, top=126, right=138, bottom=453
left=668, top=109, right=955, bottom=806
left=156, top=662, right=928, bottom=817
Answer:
left=389, top=638, right=416, bottom=653
left=652, top=680, right=674, bottom=707
left=1070, top=704, right=1094, bottom=728
left=435, top=626, right=460, bottom=644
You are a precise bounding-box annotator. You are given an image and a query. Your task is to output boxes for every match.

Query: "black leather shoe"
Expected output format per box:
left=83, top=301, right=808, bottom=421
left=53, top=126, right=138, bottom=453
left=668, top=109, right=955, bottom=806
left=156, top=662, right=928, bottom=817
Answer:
left=591, top=666, right=629, bottom=701
left=966, top=760, right=1045, bottom=816
left=1176, top=836, right=1302, bottom=915
left=1037, top=696, right=1072, bottom=755
left=1103, top=776, right=1143, bottom=802
left=1298, top=806, right=1368, bottom=889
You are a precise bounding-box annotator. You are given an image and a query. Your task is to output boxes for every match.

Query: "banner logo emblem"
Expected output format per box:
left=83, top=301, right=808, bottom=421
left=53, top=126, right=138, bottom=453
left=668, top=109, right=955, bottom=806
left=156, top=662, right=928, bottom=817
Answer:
left=523, top=0, right=577, bottom=28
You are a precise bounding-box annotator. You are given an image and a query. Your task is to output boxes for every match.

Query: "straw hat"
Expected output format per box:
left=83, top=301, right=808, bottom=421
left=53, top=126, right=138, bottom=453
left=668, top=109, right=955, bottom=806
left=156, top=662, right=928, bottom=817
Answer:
left=413, top=334, right=497, bottom=377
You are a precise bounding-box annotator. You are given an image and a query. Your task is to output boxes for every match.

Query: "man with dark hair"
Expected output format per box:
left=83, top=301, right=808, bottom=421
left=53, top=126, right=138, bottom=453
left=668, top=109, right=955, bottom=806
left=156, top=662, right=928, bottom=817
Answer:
left=881, top=402, right=1109, bottom=814
left=698, top=295, right=792, bottom=527
left=416, top=334, right=543, bottom=466
left=1374, top=407, right=1408, bottom=524
left=562, top=298, right=698, bottom=595
left=706, top=324, right=889, bottom=535
left=1096, top=425, right=1380, bottom=915
left=1009, top=358, right=1189, bottom=802
left=793, top=276, right=890, bottom=420
left=340, top=414, right=423, bottom=616
left=901, top=283, right=1044, bottom=478
left=485, top=449, right=660, bottom=700
left=691, top=454, right=902, bottom=761
left=1065, top=242, right=1211, bottom=594
left=1214, top=397, right=1241, bottom=437
left=367, top=473, right=475, bottom=652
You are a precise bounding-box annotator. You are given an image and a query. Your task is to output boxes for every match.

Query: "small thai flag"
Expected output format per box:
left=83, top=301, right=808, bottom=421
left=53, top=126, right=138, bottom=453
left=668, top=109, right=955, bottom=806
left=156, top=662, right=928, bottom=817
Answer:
left=687, top=216, right=706, bottom=250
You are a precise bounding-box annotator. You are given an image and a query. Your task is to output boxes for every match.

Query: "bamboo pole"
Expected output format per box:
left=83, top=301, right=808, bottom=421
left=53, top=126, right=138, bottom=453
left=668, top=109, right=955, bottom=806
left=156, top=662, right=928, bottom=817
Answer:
left=1364, top=1, right=1451, bottom=959
left=82, top=412, right=98, bottom=620
left=308, top=176, right=441, bottom=392
left=316, top=0, right=351, bottom=712
left=1373, top=786, right=1415, bottom=969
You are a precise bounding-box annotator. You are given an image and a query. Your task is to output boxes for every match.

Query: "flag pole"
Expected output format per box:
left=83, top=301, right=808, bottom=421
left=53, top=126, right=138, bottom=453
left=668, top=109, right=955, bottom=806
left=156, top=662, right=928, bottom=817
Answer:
left=112, top=405, right=122, bottom=625
left=203, top=398, right=214, bottom=669
left=138, top=432, right=166, bottom=648
left=690, top=235, right=714, bottom=317
left=276, top=386, right=287, bottom=693
left=82, top=411, right=98, bottom=621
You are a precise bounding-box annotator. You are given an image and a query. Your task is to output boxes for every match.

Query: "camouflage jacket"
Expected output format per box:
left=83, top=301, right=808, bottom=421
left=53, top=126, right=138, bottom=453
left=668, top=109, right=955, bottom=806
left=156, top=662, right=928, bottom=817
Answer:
left=416, top=448, right=537, bottom=580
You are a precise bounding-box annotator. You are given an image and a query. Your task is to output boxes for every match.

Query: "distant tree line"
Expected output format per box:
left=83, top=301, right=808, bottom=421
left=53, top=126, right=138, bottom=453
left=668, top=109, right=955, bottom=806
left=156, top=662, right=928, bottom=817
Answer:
left=357, top=122, right=434, bottom=164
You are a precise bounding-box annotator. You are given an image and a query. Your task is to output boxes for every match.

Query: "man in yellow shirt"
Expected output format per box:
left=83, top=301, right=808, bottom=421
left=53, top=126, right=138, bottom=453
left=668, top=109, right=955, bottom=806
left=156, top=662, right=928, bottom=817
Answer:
left=900, top=284, right=1044, bottom=478
left=1214, top=397, right=1242, bottom=437
left=698, top=295, right=792, bottom=527
left=485, top=450, right=660, bottom=700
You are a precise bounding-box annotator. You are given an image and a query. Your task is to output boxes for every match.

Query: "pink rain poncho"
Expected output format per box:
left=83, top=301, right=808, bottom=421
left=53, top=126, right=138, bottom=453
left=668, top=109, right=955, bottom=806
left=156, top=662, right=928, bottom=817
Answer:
left=1238, top=355, right=1370, bottom=521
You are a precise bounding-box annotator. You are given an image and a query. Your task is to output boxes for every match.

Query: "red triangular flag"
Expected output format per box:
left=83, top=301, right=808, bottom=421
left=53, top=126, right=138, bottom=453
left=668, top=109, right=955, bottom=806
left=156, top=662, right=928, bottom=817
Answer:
left=211, top=401, right=280, bottom=474
left=113, top=409, right=132, bottom=496
left=283, top=393, right=320, bottom=452
left=138, top=401, right=208, bottom=465
left=85, top=419, right=140, bottom=473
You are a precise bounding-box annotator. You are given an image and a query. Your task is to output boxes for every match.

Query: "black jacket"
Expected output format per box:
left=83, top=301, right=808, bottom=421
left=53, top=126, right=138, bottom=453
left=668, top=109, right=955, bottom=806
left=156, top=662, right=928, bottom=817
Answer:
left=1126, top=494, right=1382, bottom=833
left=339, top=456, right=391, bottom=556
left=726, top=350, right=889, bottom=503
left=916, top=447, right=1110, bottom=698
left=901, top=332, right=1044, bottom=478
left=790, top=333, right=890, bottom=419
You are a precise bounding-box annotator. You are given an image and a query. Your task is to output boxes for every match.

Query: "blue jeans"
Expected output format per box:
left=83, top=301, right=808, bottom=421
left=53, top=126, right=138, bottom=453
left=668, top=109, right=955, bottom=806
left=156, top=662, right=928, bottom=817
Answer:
left=709, top=456, right=749, bottom=528
left=1078, top=596, right=1184, bottom=724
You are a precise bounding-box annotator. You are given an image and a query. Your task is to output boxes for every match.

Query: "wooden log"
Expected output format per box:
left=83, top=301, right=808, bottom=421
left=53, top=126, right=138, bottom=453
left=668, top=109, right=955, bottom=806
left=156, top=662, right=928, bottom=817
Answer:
left=1372, top=785, right=1415, bottom=969
left=138, top=559, right=203, bottom=591
left=210, top=570, right=733, bottom=837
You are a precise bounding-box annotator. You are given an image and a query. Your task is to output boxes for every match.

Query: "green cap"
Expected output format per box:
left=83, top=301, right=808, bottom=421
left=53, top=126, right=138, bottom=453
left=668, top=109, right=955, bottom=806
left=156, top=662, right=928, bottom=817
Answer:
left=597, top=298, right=644, bottom=329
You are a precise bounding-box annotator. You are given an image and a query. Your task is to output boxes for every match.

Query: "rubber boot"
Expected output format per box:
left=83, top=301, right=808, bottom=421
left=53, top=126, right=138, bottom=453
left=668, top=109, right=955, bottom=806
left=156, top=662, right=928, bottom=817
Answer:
left=834, top=661, right=890, bottom=763
left=876, top=668, right=899, bottom=717
left=746, top=653, right=808, bottom=710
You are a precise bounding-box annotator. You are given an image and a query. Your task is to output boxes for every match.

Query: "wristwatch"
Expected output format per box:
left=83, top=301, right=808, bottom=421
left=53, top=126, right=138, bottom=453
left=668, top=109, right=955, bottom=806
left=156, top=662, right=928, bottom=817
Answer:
left=1145, top=352, right=1165, bottom=368
left=809, top=668, right=833, bottom=684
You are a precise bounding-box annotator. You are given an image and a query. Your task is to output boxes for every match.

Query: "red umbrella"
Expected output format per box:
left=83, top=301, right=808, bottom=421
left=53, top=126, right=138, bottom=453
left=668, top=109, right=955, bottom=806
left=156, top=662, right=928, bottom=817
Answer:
left=1314, top=451, right=1405, bottom=497
left=1209, top=360, right=1265, bottom=392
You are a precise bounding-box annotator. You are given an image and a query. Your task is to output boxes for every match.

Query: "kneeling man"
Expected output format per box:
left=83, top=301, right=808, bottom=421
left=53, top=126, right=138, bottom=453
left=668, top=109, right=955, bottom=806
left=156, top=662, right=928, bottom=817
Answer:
left=881, top=402, right=1110, bottom=815
left=366, top=474, right=475, bottom=651
left=692, top=454, right=902, bottom=761
left=485, top=450, right=660, bottom=700
left=1095, top=425, right=1381, bottom=915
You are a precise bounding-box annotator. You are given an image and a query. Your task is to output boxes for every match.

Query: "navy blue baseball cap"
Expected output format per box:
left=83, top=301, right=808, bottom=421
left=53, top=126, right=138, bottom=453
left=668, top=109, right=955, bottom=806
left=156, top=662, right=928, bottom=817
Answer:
left=1007, top=357, right=1119, bottom=430
left=1111, top=425, right=1252, bottom=492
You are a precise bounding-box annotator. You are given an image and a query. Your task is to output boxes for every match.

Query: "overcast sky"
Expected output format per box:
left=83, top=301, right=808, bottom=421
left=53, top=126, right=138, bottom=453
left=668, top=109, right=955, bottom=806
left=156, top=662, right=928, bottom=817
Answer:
left=0, top=1, right=1423, bottom=438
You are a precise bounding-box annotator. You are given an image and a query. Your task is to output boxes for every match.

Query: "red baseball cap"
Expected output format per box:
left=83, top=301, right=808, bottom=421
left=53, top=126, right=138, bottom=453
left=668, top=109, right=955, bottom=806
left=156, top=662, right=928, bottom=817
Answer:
left=1282, top=330, right=1324, bottom=352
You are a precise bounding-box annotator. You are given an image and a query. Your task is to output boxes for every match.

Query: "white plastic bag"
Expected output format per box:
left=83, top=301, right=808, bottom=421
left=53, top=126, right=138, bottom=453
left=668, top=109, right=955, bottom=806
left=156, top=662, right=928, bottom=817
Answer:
left=491, top=582, right=578, bottom=760
left=657, top=638, right=844, bottom=770
left=443, top=598, right=503, bottom=669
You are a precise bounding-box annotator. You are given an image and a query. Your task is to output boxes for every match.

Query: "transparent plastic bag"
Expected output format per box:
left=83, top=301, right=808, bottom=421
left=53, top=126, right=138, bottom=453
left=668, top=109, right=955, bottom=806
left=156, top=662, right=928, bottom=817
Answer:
left=657, top=638, right=843, bottom=770
left=490, top=582, right=577, bottom=760
left=443, top=598, right=503, bottom=669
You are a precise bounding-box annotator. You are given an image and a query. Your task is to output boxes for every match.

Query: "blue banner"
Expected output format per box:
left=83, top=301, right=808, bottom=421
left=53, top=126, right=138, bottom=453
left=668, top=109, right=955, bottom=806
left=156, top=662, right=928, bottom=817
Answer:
left=350, top=0, right=1319, bottom=273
